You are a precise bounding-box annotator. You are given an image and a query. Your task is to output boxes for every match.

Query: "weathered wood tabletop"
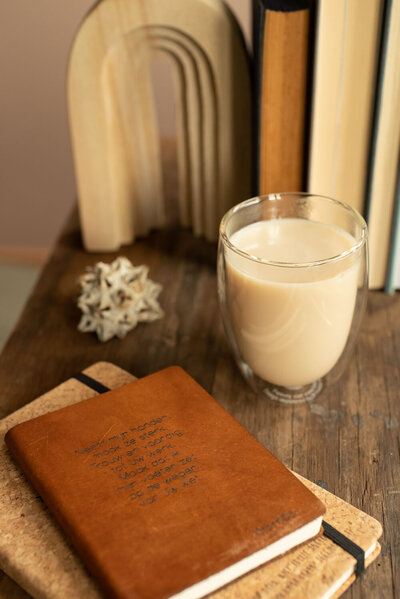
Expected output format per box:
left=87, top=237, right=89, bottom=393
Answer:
left=0, top=209, right=399, bottom=598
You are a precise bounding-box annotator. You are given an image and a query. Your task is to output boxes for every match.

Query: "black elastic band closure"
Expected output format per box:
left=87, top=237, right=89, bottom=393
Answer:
left=322, top=520, right=365, bottom=576
left=73, top=372, right=110, bottom=394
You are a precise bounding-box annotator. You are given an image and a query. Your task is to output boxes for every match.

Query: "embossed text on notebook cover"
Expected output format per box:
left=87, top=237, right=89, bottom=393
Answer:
left=5, top=366, right=325, bottom=599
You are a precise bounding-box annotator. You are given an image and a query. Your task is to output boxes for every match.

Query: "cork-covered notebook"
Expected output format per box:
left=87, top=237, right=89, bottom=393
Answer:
left=5, top=366, right=324, bottom=599
left=0, top=363, right=382, bottom=599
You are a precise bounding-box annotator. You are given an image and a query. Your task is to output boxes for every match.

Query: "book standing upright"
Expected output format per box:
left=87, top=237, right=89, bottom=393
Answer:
left=253, top=0, right=315, bottom=194
left=385, top=157, right=400, bottom=293
left=364, top=0, right=400, bottom=289
left=308, top=0, right=382, bottom=215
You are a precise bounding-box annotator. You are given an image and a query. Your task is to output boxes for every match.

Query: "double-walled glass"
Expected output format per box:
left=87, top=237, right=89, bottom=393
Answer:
left=217, top=193, right=368, bottom=403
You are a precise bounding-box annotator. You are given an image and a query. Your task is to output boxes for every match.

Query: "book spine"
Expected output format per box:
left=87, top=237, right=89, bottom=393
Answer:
left=384, top=154, right=400, bottom=293
left=364, top=0, right=392, bottom=226
left=252, top=0, right=266, bottom=195
left=254, top=0, right=315, bottom=195
left=363, top=0, right=400, bottom=289
left=257, top=0, right=313, bottom=10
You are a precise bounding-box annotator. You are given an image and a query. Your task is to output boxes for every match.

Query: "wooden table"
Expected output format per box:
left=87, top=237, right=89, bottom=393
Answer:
left=0, top=209, right=399, bottom=598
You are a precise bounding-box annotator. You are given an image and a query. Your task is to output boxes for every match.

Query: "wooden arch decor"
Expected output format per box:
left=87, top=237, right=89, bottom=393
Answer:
left=68, top=0, right=252, bottom=251
left=68, top=0, right=251, bottom=251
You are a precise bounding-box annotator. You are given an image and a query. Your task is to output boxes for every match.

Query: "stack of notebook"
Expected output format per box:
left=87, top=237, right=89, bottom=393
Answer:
left=0, top=362, right=382, bottom=599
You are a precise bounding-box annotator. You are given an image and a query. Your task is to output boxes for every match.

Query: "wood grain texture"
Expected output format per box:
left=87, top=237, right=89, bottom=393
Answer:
left=68, top=0, right=252, bottom=250
left=259, top=8, right=311, bottom=194
left=0, top=212, right=399, bottom=595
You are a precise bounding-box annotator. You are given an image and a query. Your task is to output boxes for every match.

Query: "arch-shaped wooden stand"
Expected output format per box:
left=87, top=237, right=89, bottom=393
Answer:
left=68, top=0, right=252, bottom=251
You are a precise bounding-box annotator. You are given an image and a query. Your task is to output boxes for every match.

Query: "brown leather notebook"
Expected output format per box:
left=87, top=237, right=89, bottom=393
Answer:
left=5, top=366, right=325, bottom=599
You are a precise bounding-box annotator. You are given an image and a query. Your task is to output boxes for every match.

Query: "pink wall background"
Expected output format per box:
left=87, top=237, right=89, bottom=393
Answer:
left=0, top=0, right=251, bottom=257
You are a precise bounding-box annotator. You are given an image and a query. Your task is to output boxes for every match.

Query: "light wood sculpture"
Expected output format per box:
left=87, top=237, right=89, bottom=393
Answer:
left=68, top=0, right=252, bottom=251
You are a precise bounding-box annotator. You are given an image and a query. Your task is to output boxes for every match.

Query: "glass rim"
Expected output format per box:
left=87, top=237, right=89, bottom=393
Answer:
left=219, top=193, right=368, bottom=269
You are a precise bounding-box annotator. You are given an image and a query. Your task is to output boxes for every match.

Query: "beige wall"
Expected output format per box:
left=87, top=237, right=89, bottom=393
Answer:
left=0, top=0, right=251, bottom=257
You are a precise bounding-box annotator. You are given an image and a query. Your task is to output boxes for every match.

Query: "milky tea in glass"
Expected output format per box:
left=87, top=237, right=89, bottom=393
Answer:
left=217, top=194, right=368, bottom=403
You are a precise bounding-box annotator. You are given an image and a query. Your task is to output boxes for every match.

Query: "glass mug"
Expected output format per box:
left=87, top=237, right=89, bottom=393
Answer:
left=217, top=193, right=368, bottom=403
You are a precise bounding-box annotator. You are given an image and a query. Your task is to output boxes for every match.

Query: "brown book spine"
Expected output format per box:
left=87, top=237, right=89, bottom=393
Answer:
left=253, top=0, right=316, bottom=194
